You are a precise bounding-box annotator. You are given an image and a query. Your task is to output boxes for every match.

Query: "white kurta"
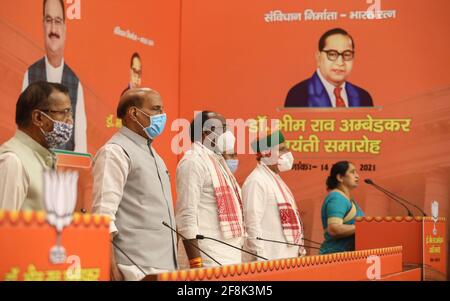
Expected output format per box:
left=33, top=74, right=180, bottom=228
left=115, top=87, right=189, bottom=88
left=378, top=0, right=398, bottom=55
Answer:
left=242, top=163, right=302, bottom=261
left=0, top=152, right=28, bottom=210
left=175, top=142, right=244, bottom=267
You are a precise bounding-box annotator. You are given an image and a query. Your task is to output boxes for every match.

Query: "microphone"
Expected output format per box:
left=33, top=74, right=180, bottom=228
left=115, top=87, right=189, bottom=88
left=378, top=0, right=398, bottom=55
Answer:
left=111, top=240, right=147, bottom=277
left=195, top=234, right=268, bottom=261
left=296, top=216, right=321, bottom=246
left=365, top=179, right=426, bottom=216
left=256, top=237, right=321, bottom=250
left=365, top=179, right=427, bottom=216
left=162, top=221, right=222, bottom=266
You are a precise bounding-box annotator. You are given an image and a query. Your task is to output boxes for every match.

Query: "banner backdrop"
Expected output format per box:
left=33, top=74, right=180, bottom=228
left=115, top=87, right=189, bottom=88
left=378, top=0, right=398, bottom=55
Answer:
left=1, top=0, right=449, bottom=261
left=177, top=0, right=450, bottom=249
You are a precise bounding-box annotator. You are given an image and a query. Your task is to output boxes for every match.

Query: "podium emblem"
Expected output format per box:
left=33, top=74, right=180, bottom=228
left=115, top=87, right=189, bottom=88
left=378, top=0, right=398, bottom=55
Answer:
left=43, top=170, right=79, bottom=264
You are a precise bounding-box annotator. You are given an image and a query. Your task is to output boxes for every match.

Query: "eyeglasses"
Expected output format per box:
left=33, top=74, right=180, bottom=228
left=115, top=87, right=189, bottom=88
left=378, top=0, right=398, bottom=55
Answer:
left=136, top=106, right=164, bottom=116
left=321, top=49, right=354, bottom=62
left=44, top=16, right=64, bottom=26
left=41, top=108, right=73, bottom=118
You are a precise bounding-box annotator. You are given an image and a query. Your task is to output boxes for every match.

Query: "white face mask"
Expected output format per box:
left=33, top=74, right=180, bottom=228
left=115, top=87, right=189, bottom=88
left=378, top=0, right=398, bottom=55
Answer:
left=207, top=130, right=236, bottom=154
left=277, top=152, right=294, bottom=172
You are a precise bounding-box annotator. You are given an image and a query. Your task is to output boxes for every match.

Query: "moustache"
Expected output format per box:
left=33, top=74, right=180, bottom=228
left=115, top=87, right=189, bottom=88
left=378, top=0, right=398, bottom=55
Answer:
left=48, top=32, right=60, bottom=39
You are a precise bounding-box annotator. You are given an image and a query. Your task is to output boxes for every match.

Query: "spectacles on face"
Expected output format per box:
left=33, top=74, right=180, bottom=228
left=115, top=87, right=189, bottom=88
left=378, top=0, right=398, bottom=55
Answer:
left=44, top=16, right=64, bottom=26
left=136, top=106, right=164, bottom=116
left=40, top=108, right=73, bottom=119
left=321, top=49, right=354, bottom=62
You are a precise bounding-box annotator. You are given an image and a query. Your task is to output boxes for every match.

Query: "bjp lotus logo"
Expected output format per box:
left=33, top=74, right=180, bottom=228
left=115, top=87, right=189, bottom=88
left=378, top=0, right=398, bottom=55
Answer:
left=43, top=170, right=79, bottom=264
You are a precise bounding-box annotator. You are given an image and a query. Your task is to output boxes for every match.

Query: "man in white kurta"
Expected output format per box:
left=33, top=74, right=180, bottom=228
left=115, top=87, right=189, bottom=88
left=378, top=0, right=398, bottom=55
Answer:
left=176, top=111, right=244, bottom=268
left=242, top=130, right=306, bottom=262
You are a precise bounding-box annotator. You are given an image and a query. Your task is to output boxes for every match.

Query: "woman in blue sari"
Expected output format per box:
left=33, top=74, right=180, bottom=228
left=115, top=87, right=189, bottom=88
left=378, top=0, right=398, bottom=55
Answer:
left=320, top=161, right=365, bottom=254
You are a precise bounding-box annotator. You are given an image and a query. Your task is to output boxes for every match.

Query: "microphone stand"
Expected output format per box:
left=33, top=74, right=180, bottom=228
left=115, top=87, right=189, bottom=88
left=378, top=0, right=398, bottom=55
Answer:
left=370, top=181, right=427, bottom=216
left=302, top=238, right=322, bottom=246
left=365, top=180, right=413, bottom=217
left=111, top=240, right=147, bottom=277
left=196, top=234, right=268, bottom=261
left=256, top=237, right=321, bottom=250
left=162, top=221, right=222, bottom=266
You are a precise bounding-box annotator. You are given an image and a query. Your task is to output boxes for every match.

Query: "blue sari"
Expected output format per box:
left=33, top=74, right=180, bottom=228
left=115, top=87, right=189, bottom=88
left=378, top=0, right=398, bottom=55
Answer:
left=319, top=191, right=364, bottom=254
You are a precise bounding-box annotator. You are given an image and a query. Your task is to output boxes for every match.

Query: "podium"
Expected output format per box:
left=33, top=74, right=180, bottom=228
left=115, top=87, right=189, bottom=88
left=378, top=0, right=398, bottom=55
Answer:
left=154, top=246, right=424, bottom=281
left=355, top=216, right=447, bottom=280
left=0, top=211, right=110, bottom=281
left=0, top=151, right=109, bottom=281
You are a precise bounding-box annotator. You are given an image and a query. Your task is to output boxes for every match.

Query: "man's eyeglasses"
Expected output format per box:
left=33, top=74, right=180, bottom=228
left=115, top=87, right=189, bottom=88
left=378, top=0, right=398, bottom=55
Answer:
left=44, top=16, right=64, bottom=26
left=321, top=49, right=354, bottom=62
left=40, top=108, right=73, bottom=117
left=135, top=106, right=164, bottom=116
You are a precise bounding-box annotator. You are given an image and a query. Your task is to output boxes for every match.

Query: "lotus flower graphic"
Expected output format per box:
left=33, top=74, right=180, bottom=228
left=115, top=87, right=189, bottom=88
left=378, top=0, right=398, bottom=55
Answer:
left=43, top=170, right=79, bottom=264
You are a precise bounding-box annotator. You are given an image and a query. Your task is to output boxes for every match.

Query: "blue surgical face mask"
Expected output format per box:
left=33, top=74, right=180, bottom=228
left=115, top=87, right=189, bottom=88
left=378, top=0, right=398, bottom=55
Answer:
left=135, top=108, right=167, bottom=140
left=226, top=159, right=239, bottom=174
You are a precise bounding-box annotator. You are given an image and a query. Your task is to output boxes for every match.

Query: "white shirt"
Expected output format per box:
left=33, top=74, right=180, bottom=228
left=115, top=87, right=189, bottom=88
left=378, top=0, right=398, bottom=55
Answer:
left=22, top=56, right=87, bottom=153
left=175, top=142, right=243, bottom=267
left=0, top=130, right=55, bottom=211
left=0, top=152, right=28, bottom=210
left=316, top=68, right=349, bottom=108
left=91, top=143, right=130, bottom=235
left=242, top=163, right=302, bottom=261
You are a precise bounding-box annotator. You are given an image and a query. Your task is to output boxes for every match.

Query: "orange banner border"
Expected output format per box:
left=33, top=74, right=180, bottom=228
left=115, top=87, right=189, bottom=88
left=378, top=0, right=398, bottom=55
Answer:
left=158, top=246, right=403, bottom=281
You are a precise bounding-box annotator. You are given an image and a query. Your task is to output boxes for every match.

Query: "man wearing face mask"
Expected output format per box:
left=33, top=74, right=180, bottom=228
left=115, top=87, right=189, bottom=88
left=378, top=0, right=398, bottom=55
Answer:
left=92, top=88, right=177, bottom=281
left=0, top=81, right=73, bottom=210
left=242, top=130, right=306, bottom=262
left=176, top=111, right=244, bottom=268
left=223, top=151, right=239, bottom=174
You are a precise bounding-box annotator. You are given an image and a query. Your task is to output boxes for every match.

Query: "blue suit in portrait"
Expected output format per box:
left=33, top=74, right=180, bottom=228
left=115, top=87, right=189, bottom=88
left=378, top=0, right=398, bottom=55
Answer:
left=284, top=72, right=373, bottom=108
